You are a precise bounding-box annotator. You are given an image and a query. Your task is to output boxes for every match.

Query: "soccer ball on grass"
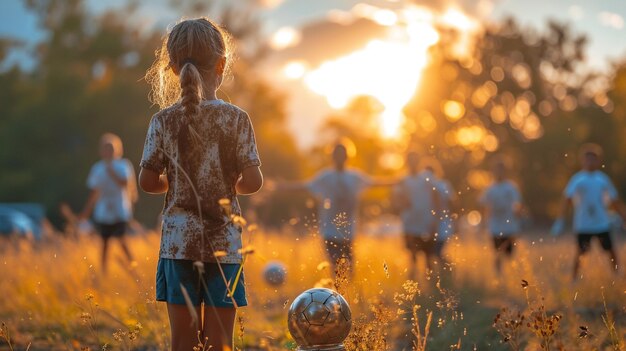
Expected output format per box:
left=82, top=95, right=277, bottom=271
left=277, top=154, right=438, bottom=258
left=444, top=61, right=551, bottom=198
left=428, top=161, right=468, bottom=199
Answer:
left=287, top=288, right=352, bottom=350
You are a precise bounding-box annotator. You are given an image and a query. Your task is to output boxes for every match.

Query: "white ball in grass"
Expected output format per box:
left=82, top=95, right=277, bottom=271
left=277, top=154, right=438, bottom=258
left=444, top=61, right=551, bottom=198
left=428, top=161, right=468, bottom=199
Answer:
left=263, top=261, right=287, bottom=286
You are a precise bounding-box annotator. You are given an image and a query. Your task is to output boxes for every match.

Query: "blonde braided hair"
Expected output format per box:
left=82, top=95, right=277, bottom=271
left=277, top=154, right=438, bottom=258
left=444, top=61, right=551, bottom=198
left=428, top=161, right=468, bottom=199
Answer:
left=145, top=17, right=233, bottom=117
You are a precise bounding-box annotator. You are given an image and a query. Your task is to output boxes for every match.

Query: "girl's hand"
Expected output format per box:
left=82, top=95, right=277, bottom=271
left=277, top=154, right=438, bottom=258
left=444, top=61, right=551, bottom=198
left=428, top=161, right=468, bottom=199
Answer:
left=139, top=168, right=169, bottom=194
left=236, top=166, right=263, bottom=195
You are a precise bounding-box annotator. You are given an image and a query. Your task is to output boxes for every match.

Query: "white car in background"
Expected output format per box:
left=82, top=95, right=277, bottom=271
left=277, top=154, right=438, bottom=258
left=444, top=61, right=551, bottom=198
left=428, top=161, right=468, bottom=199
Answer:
left=0, top=204, right=44, bottom=239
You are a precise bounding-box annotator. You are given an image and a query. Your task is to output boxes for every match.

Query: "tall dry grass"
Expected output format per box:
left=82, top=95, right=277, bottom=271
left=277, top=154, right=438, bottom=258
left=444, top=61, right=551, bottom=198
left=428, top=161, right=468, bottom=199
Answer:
left=0, top=225, right=624, bottom=350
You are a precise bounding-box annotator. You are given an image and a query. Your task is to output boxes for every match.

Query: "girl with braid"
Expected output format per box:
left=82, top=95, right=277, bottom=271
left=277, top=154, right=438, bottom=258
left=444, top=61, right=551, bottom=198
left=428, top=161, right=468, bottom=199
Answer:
left=140, top=18, right=263, bottom=351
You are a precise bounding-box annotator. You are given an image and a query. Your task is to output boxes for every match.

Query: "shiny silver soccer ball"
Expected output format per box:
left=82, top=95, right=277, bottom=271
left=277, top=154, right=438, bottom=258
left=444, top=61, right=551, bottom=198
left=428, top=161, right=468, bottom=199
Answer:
left=263, top=261, right=287, bottom=286
left=288, top=288, right=352, bottom=350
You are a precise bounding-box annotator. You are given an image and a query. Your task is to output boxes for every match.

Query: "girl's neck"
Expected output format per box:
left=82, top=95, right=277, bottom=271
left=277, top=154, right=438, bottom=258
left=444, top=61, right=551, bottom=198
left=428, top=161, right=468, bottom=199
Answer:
left=202, top=88, right=218, bottom=101
left=200, top=74, right=222, bottom=101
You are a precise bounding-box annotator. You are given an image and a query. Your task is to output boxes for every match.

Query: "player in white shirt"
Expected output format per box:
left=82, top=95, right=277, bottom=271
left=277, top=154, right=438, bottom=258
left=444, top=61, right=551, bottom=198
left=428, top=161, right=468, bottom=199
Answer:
left=551, top=144, right=626, bottom=279
left=479, top=159, right=523, bottom=275
left=278, top=141, right=394, bottom=276
left=80, top=133, right=137, bottom=274
left=393, top=153, right=442, bottom=279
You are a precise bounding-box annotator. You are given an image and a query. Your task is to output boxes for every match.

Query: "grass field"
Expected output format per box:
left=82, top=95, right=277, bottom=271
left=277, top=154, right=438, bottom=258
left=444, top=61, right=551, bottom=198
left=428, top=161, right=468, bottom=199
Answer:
left=0, top=221, right=625, bottom=350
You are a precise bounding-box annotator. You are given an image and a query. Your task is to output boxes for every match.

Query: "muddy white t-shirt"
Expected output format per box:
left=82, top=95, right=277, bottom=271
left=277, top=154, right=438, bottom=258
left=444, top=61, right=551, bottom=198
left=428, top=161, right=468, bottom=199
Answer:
left=140, top=100, right=261, bottom=263
left=564, top=170, right=618, bottom=234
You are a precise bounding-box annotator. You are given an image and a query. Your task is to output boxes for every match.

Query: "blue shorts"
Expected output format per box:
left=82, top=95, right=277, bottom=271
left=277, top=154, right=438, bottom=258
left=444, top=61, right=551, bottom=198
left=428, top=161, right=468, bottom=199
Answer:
left=156, top=258, right=247, bottom=308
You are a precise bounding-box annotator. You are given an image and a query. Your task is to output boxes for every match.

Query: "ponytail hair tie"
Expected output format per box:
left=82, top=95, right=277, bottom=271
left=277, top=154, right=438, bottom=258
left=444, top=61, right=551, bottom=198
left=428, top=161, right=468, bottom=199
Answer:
left=181, top=58, right=196, bottom=66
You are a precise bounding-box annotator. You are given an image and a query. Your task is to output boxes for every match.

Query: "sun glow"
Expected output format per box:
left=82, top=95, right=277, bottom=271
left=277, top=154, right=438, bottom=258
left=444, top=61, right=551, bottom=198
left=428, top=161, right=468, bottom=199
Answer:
left=290, top=5, right=478, bottom=138
left=304, top=15, right=439, bottom=138
left=270, top=27, right=302, bottom=50
left=283, top=60, right=308, bottom=79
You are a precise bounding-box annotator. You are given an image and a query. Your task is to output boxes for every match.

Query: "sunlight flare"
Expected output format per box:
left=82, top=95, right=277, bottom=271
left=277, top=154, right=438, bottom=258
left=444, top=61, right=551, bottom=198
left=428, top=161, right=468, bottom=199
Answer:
left=304, top=16, right=439, bottom=137
left=270, top=27, right=301, bottom=50
left=299, top=5, right=480, bottom=138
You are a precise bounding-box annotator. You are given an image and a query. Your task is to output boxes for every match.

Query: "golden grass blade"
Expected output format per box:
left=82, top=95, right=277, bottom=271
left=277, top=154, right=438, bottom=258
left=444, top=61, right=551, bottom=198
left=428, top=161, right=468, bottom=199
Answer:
left=179, top=283, right=199, bottom=330
left=227, top=258, right=246, bottom=298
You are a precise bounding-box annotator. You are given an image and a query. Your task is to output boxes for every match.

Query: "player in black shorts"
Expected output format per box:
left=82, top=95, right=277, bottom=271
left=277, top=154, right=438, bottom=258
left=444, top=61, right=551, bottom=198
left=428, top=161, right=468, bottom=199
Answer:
left=480, top=159, right=523, bottom=275
left=552, top=144, right=626, bottom=279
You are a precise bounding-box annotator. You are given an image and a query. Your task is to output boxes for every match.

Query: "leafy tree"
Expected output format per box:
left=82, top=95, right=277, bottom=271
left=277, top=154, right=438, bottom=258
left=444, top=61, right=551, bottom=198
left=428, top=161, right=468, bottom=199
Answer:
left=403, top=19, right=616, bottom=220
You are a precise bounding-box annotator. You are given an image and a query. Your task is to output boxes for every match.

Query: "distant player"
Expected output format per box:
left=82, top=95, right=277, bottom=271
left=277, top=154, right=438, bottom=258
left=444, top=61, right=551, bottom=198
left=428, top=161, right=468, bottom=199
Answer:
left=479, top=158, right=523, bottom=275
left=277, top=140, right=394, bottom=276
left=393, top=152, right=441, bottom=279
left=551, top=143, right=626, bottom=280
left=80, top=133, right=137, bottom=274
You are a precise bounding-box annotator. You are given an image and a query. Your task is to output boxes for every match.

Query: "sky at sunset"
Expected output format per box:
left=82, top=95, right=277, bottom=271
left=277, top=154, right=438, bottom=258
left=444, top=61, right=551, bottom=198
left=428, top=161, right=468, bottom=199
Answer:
left=2, top=0, right=626, bottom=146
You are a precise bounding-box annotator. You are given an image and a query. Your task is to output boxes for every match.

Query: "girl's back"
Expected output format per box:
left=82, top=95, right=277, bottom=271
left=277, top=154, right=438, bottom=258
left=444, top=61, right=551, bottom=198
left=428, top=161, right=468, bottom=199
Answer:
left=138, top=17, right=263, bottom=351
left=141, top=99, right=260, bottom=262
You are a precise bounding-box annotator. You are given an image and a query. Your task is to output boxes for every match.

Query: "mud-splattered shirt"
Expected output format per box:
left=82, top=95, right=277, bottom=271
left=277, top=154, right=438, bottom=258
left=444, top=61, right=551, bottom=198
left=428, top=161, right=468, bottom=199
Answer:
left=140, top=100, right=261, bottom=263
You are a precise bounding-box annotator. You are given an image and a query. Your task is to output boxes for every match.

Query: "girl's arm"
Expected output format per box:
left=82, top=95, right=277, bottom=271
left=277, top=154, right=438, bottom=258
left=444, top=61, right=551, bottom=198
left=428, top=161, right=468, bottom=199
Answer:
left=139, top=168, right=169, bottom=194
left=80, top=189, right=100, bottom=219
left=236, top=166, right=263, bottom=195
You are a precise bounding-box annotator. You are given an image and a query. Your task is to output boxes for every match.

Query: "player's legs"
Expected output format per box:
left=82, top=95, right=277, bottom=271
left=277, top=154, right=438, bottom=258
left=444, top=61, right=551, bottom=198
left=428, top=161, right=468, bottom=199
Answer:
left=432, top=238, right=453, bottom=286
left=607, top=248, right=619, bottom=273
left=114, top=222, right=134, bottom=264
left=434, top=239, right=446, bottom=264
left=118, top=236, right=134, bottom=264
left=424, top=236, right=438, bottom=274
left=101, top=236, right=111, bottom=275
left=404, top=234, right=419, bottom=279
left=492, top=237, right=504, bottom=275
left=202, top=306, right=237, bottom=351
left=161, top=260, right=246, bottom=351
left=493, top=236, right=514, bottom=275
left=339, top=240, right=354, bottom=276
left=434, top=237, right=455, bottom=287
left=167, top=303, right=202, bottom=351
left=202, top=263, right=246, bottom=350
left=574, top=234, right=592, bottom=279
left=597, top=232, right=619, bottom=273
left=160, top=259, right=203, bottom=351
left=324, top=239, right=340, bottom=268
left=324, top=239, right=353, bottom=276
left=503, top=237, right=515, bottom=257
left=97, top=222, right=115, bottom=274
